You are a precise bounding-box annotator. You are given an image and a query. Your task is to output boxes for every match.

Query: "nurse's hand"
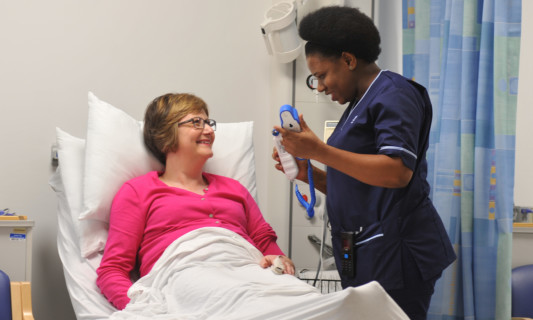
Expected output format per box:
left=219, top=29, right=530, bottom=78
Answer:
left=272, top=147, right=309, bottom=182
left=273, top=114, right=324, bottom=160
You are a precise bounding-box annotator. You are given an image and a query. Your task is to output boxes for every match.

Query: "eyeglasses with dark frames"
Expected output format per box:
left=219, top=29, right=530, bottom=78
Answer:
left=177, top=117, right=216, bottom=131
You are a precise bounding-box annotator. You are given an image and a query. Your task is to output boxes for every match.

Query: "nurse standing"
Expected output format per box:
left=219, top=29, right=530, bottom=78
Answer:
left=272, top=6, right=456, bottom=320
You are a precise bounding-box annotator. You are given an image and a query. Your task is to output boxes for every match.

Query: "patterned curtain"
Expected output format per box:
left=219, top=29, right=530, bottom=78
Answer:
left=402, top=0, right=521, bottom=319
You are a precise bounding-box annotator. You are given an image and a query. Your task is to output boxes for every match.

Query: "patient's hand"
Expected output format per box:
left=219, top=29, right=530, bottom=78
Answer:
left=260, top=255, right=295, bottom=275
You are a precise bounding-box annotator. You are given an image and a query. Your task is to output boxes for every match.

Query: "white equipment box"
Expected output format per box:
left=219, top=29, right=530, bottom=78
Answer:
left=0, top=220, right=34, bottom=281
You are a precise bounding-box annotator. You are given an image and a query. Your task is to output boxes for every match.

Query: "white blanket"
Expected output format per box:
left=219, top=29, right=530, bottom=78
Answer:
left=109, top=227, right=408, bottom=320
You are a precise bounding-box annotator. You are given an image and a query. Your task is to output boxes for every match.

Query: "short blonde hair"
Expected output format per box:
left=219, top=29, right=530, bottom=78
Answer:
left=143, top=93, right=209, bottom=165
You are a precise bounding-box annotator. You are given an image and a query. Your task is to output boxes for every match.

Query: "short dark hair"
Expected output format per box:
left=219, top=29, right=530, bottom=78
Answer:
left=298, top=6, right=381, bottom=63
left=143, top=93, right=209, bottom=165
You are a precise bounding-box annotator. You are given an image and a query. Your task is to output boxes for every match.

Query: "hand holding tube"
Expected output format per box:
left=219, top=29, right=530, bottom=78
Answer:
left=272, top=114, right=328, bottom=195
left=273, top=114, right=324, bottom=160
left=272, top=147, right=309, bottom=182
left=272, top=130, right=299, bottom=181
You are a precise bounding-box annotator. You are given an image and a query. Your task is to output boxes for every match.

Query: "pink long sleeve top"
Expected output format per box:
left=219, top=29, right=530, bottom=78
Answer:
left=96, top=171, right=284, bottom=310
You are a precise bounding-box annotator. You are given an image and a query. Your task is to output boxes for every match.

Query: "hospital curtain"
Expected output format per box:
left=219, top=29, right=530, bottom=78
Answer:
left=402, top=0, right=521, bottom=319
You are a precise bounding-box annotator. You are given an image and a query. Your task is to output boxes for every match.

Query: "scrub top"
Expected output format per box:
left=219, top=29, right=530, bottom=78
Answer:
left=326, top=70, right=456, bottom=290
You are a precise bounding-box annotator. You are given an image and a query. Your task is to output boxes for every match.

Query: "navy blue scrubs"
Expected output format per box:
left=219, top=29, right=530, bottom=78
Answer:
left=326, top=71, right=456, bottom=318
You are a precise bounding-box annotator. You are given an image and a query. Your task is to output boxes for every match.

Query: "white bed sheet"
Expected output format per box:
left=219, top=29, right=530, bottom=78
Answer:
left=109, top=227, right=409, bottom=320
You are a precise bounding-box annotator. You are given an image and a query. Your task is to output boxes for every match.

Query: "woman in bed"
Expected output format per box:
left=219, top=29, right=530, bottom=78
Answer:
left=96, top=93, right=294, bottom=310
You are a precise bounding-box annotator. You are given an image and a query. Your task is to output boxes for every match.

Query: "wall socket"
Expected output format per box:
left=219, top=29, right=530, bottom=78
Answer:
left=51, top=143, right=59, bottom=166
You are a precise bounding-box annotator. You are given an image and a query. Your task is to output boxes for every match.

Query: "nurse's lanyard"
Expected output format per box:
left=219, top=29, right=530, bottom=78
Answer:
left=273, top=105, right=315, bottom=219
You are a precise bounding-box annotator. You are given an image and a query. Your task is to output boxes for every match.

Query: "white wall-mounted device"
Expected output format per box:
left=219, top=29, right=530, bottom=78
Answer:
left=260, top=1, right=303, bottom=63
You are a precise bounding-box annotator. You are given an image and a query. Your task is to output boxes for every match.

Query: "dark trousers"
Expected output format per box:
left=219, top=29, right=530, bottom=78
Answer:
left=386, top=248, right=441, bottom=320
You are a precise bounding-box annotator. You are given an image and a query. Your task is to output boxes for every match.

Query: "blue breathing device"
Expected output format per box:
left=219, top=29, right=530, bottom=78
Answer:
left=274, top=104, right=316, bottom=219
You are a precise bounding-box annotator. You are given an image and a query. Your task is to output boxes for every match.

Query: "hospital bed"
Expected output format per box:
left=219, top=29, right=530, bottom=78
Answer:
left=49, top=92, right=409, bottom=320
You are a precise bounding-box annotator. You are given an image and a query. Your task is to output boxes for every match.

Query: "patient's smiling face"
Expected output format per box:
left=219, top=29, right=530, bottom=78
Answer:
left=176, top=112, right=215, bottom=159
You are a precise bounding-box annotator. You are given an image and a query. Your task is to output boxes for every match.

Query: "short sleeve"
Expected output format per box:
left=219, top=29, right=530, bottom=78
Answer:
left=372, top=88, right=425, bottom=171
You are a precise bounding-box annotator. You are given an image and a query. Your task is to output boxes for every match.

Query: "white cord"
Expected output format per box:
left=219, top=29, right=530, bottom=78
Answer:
left=313, top=208, right=329, bottom=292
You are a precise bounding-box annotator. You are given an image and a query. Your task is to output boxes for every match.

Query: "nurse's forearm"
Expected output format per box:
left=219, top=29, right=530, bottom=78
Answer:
left=311, top=144, right=413, bottom=188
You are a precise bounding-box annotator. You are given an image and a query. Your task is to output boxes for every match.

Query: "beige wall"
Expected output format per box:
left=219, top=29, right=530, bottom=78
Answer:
left=0, top=2, right=275, bottom=319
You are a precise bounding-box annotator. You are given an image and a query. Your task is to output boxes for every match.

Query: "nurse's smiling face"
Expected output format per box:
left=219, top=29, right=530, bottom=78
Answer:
left=306, top=53, right=358, bottom=105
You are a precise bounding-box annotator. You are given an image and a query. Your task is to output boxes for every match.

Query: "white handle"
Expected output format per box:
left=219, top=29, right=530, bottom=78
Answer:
left=273, top=135, right=299, bottom=181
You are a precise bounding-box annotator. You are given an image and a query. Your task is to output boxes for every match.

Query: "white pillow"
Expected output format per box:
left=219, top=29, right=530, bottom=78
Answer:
left=79, top=92, right=164, bottom=222
left=56, top=128, right=108, bottom=258
left=56, top=127, right=85, bottom=228
left=75, top=92, right=257, bottom=257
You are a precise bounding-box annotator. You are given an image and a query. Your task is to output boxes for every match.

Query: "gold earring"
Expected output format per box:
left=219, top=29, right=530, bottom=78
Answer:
left=349, top=66, right=354, bottom=70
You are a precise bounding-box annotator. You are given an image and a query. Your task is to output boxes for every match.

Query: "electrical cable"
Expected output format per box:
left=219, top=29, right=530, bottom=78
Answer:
left=295, top=159, right=316, bottom=218
left=312, top=208, right=329, bottom=289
